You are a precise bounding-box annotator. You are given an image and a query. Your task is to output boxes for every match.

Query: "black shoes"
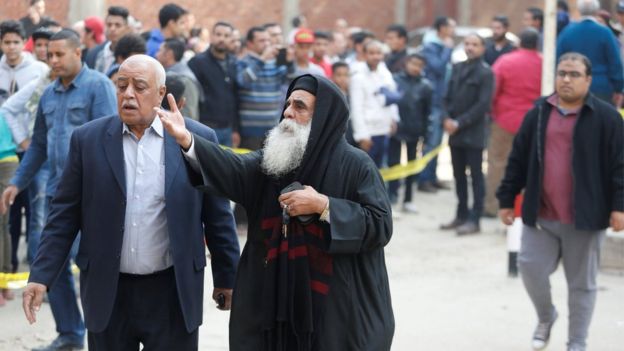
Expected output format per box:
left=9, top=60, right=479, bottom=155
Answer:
left=456, top=221, right=481, bottom=235
left=439, top=218, right=466, bottom=230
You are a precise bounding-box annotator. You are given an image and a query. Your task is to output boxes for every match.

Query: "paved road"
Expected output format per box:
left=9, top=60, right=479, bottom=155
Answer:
left=1, top=150, right=623, bottom=350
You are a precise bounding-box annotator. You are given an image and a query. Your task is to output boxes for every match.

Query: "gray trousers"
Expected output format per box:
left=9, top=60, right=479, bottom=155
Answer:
left=519, top=219, right=604, bottom=348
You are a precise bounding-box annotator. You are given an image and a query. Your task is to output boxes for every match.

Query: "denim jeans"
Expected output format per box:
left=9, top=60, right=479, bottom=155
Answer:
left=43, top=196, right=85, bottom=344
left=419, top=105, right=444, bottom=183
left=212, top=127, right=233, bottom=147
left=388, top=137, right=418, bottom=203
left=368, top=135, right=389, bottom=168
left=27, top=162, right=49, bottom=264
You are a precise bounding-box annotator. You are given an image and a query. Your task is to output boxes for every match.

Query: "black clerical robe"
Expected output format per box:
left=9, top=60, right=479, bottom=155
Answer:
left=189, top=136, right=394, bottom=351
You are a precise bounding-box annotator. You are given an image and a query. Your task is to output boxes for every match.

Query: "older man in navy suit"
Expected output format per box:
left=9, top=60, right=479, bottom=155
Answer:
left=21, top=55, right=240, bottom=351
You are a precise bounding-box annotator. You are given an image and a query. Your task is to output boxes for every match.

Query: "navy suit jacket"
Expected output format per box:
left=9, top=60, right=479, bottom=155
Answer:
left=28, top=116, right=240, bottom=333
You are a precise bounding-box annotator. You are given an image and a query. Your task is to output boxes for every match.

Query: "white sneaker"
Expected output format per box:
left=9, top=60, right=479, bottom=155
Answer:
left=532, top=309, right=558, bottom=350
left=402, top=202, right=418, bottom=214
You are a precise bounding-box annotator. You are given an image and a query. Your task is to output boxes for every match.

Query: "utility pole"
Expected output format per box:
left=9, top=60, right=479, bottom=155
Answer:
left=283, top=0, right=299, bottom=35
left=68, top=0, right=105, bottom=25
left=541, top=0, right=557, bottom=95
left=458, top=0, right=471, bottom=26
left=395, top=0, right=407, bottom=25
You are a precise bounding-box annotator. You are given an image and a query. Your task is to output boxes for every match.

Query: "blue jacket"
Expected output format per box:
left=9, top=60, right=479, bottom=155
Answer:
left=557, top=19, right=624, bottom=95
left=421, top=38, right=452, bottom=106
left=10, top=65, right=117, bottom=195
left=146, top=29, right=165, bottom=58
left=28, top=116, right=240, bottom=333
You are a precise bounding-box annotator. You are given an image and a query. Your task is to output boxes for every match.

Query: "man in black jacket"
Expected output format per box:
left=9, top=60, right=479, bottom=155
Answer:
left=440, top=34, right=494, bottom=235
left=187, top=21, right=239, bottom=147
left=497, top=53, right=624, bottom=351
left=388, top=53, right=432, bottom=211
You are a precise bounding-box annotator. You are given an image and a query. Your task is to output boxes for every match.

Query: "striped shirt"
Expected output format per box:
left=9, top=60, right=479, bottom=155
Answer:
left=236, top=54, right=287, bottom=138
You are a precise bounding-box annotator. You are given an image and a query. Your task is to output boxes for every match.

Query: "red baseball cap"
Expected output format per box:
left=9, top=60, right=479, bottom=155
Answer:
left=294, top=28, right=315, bottom=44
left=84, top=16, right=105, bottom=44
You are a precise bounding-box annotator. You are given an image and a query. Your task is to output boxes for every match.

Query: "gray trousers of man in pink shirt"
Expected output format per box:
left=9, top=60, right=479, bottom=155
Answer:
left=519, top=219, right=605, bottom=349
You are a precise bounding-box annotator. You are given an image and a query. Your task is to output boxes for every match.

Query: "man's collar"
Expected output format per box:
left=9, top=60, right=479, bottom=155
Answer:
left=53, top=64, right=87, bottom=91
left=546, top=93, right=595, bottom=113
left=122, top=115, right=164, bottom=138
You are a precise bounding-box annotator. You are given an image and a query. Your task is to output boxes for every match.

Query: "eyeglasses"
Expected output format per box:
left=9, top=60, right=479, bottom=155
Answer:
left=556, top=70, right=584, bottom=79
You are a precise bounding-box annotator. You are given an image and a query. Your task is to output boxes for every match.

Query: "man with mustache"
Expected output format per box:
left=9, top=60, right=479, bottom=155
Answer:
left=20, top=54, right=239, bottom=350
left=0, top=28, right=117, bottom=351
left=159, top=74, right=395, bottom=350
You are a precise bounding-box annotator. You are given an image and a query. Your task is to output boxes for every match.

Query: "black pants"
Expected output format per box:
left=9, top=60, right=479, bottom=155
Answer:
left=88, top=268, right=198, bottom=351
left=450, top=146, right=484, bottom=223
left=9, top=151, right=29, bottom=272
left=387, top=137, right=418, bottom=203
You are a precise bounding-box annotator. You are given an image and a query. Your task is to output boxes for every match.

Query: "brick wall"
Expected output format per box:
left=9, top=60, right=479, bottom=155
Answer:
left=0, top=0, right=584, bottom=39
left=1, top=0, right=70, bottom=26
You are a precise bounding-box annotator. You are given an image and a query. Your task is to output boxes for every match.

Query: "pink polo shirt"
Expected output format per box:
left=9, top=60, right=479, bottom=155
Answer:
left=538, top=94, right=579, bottom=224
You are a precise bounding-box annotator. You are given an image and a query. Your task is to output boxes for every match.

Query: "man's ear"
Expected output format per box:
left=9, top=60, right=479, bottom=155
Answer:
left=159, top=85, right=167, bottom=102
left=177, top=97, right=187, bottom=110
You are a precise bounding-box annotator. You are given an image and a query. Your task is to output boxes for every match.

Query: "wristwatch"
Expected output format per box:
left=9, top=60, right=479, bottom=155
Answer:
left=319, top=198, right=330, bottom=223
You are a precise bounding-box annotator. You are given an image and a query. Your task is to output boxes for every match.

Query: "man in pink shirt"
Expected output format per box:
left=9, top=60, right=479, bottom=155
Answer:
left=484, top=29, right=542, bottom=216
left=497, top=52, right=624, bottom=351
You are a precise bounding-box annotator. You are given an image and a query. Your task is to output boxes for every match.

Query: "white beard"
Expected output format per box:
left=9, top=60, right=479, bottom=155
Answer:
left=261, top=118, right=311, bottom=178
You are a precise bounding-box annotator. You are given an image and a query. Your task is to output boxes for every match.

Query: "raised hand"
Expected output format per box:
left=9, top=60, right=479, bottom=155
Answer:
left=155, top=94, right=192, bottom=149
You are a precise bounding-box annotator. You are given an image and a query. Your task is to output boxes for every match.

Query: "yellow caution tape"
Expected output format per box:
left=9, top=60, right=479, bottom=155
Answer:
left=221, top=144, right=446, bottom=182
left=0, top=265, right=80, bottom=290
left=1, top=143, right=445, bottom=289
left=379, top=144, right=445, bottom=182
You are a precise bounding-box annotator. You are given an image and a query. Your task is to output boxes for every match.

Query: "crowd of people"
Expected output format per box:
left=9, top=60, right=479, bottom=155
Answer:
left=0, top=0, right=622, bottom=350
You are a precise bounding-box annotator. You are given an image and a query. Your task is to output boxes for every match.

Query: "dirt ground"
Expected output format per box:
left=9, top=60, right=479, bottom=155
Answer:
left=1, top=149, right=623, bottom=351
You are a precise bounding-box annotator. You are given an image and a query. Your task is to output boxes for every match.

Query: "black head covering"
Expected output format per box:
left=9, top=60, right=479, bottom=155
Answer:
left=290, top=74, right=318, bottom=96
left=281, top=74, right=349, bottom=189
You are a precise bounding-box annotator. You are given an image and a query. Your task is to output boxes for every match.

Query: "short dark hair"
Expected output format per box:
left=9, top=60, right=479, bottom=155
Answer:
left=0, top=20, right=26, bottom=40
left=466, top=33, right=486, bottom=46
left=557, top=0, right=569, bottom=12
left=159, top=3, right=187, bottom=29
left=492, top=15, right=510, bottom=28
left=30, top=0, right=43, bottom=6
left=163, top=73, right=186, bottom=111
left=558, top=52, right=592, bottom=76
left=50, top=28, right=81, bottom=49
left=214, top=21, right=234, bottom=31
left=519, top=28, right=539, bottom=50
left=314, top=30, right=332, bottom=41
left=107, top=6, right=129, bottom=22
left=246, top=26, right=266, bottom=42
left=350, top=30, right=374, bottom=45
left=263, top=22, right=280, bottom=30
left=114, top=34, right=146, bottom=61
left=291, top=15, right=304, bottom=28
left=386, top=24, right=407, bottom=39
left=433, top=16, right=451, bottom=31
left=527, top=7, right=544, bottom=26
left=407, top=53, right=427, bottom=64
left=332, top=61, right=349, bottom=73
left=163, top=38, right=185, bottom=62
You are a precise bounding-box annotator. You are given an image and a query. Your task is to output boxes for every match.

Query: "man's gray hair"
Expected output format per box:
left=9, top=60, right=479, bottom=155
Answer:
left=120, top=54, right=166, bottom=86
left=577, top=0, right=600, bottom=16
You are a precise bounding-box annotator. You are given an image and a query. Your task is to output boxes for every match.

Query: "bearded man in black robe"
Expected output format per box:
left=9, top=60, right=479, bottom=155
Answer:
left=157, top=74, right=394, bottom=351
